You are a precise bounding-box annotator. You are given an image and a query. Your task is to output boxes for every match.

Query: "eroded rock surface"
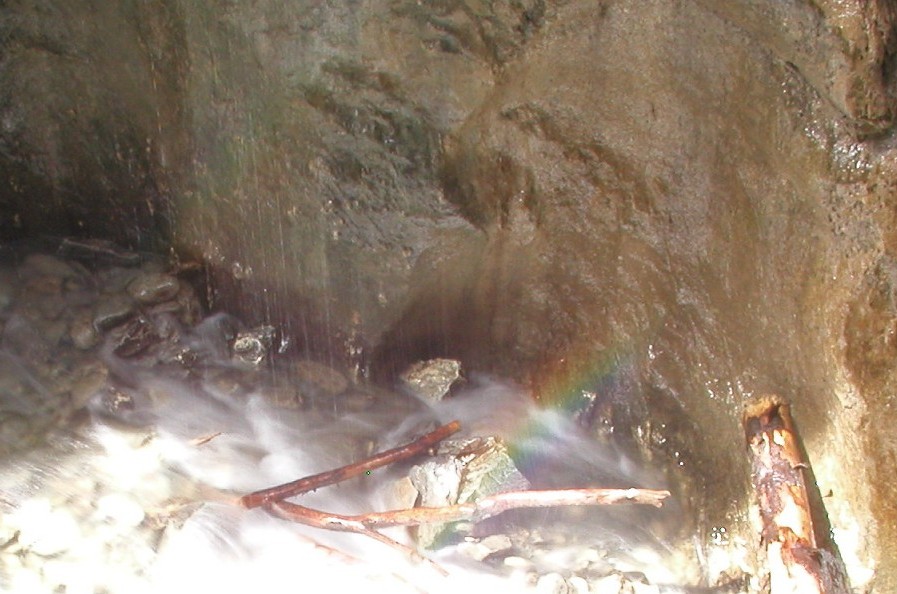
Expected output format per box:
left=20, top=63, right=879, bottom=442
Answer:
left=1, top=0, right=896, bottom=590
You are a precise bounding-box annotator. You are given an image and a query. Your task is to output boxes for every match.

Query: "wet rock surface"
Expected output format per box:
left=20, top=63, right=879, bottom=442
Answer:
left=0, top=245, right=200, bottom=447
left=0, top=248, right=744, bottom=594
left=1, top=0, right=895, bottom=590
left=399, top=357, right=464, bottom=403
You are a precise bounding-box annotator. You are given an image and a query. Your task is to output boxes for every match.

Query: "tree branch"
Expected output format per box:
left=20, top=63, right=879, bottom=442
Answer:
left=240, top=421, right=461, bottom=508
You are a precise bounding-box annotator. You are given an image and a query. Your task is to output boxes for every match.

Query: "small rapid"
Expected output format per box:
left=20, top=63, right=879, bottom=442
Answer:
left=0, top=249, right=741, bottom=594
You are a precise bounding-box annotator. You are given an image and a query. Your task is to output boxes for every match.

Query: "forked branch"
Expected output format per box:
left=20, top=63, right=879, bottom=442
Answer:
left=240, top=420, right=462, bottom=508
left=235, top=418, right=671, bottom=572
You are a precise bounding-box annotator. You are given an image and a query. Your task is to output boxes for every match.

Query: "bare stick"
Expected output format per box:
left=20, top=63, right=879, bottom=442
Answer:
left=240, top=421, right=461, bottom=508
left=189, top=431, right=222, bottom=446
left=270, top=487, right=670, bottom=530
left=266, top=502, right=449, bottom=576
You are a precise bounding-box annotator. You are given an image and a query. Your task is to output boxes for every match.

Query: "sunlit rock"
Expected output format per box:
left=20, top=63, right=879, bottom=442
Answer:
left=399, top=358, right=463, bottom=403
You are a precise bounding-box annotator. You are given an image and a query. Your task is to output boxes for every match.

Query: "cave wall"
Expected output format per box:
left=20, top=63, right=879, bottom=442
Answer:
left=1, top=0, right=896, bottom=590
left=0, top=0, right=189, bottom=249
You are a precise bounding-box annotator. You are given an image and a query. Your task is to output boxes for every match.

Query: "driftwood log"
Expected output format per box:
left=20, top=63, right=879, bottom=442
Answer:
left=743, top=395, right=850, bottom=594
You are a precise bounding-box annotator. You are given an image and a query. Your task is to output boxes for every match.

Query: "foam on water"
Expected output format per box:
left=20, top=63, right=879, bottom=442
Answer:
left=0, top=310, right=705, bottom=594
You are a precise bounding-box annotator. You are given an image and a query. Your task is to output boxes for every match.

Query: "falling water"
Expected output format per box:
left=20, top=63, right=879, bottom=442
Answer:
left=0, top=248, right=735, bottom=594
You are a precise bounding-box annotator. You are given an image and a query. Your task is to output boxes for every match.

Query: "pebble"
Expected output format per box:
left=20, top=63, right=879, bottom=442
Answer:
left=24, top=274, right=62, bottom=296
left=568, top=576, right=590, bottom=594
left=505, top=556, right=536, bottom=570
left=536, top=572, right=570, bottom=594
left=482, top=534, right=513, bottom=553
left=127, top=272, right=181, bottom=304
left=573, top=547, right=602, bottom=570
left=458, top=540, right=493, bottom=562
left=96, top=267, right=140, bottom=294
left=70, top=309, right=100, bottom=349
left=591, top=573, right=624, bottom=594
left=33, top=317, right=68, bottom=347
left=21, top=254, right=82, bottom=279
left=93, top=294, right=135, bottom=330
left=69, top=362, right=108, bottom=408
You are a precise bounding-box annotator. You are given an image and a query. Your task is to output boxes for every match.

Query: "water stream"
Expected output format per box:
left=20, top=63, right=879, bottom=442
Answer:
left=0, top=247, right=751, bottom=593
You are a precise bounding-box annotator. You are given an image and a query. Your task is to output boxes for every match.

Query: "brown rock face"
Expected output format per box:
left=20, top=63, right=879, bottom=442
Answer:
left=1, top=0, right=896, bottom=589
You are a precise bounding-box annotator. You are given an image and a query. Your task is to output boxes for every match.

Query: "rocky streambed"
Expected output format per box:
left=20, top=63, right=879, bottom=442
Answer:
left=0, top=242, right=751, bottom=594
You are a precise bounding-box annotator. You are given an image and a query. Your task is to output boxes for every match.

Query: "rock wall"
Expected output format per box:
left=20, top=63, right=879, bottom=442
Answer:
left=1, top=0, right=896, bottom=589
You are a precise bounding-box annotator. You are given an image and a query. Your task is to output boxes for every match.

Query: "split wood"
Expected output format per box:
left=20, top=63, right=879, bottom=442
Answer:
left=238, top=420, right=671, bottom=570
left=743, top=395, right=850, bottom=594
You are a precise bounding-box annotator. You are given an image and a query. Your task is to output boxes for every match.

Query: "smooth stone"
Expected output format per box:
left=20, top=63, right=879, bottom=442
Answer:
left=37, top=293, right=67, bottom=319
left=457, top=540, right=492, bottom=561
left=458, top=542, right=492, bottom=561
left=504, top=556, right=534, bottom=570
left=21, top=254, right=81, bottom=279
left=567, top=576, right=590, bottom=594
left=96, top=267, right=140, bottom=294
left=69, top=310, right=100, bottom=349
left=32, top=317, right=67, bottom=347
left=24, top=274, right=63, bottom=295
left=1, top=315, right=52, bottom=361
left=93, top=294, right=135, bottom=330
left=574, top=548, right=602, bottom=568
left=536, top=573, right=570, bottom=594
left=482, top=534, right=513, bottom=553
left=591, top=573, right=624, bottom=594
left=127, top=272, right=180, bottom=304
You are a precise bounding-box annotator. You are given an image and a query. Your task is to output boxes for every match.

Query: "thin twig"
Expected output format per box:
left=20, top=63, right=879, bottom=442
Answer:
left=270, top=488, right=670, bottom=531
left=189, top=432, right=222, bottom=446
left=236, top=416, right=670, bottom=578
left=240, top=421, right=461, bottom=508
left=266, top=502, right=449, bottom=576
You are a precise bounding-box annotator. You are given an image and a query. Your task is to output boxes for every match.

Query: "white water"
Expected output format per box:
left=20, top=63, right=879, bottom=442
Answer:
left=0, top=316, right=704, bottom=594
